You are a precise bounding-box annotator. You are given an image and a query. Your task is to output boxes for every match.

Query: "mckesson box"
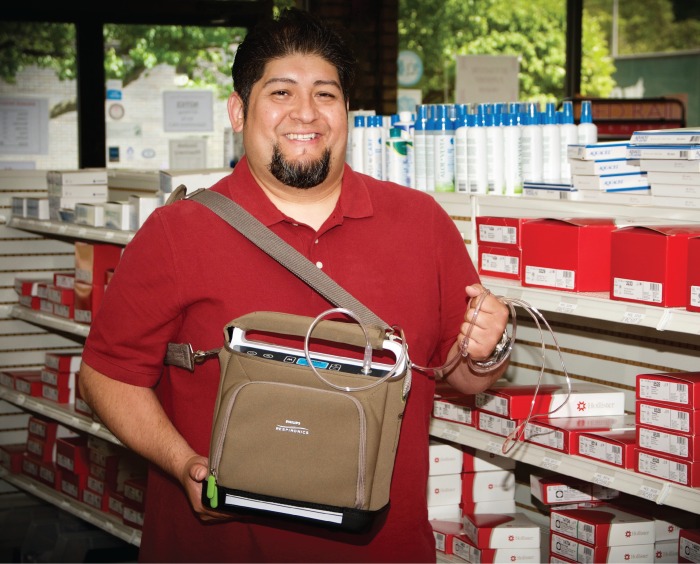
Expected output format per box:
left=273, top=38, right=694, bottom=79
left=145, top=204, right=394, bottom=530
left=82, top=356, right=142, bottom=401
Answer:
left=550, top=506, right=655, bottom=546
left=611, top=225, right=700, bottom=307
left=521, top=217, right=616, bottom=292
left=636, top=372, right=700, bottom=409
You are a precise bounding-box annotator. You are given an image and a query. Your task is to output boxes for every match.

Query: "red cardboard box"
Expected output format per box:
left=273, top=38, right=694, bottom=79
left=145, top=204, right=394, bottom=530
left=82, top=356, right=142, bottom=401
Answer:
left=82, top=488, right=107, bottom=512
left=462, top=513, right=540, bottom=549
left=430, top=519, right=464, bottom=555
left=37, top=460, right=59, bottom=488
left=74, top=241, right=122, bottom=286
left=1, top=369, right=40, bottom=389
left=106, top=489, right=125, bottom=518
left=521, top=217, right=616, bottom=292
left=524, top=414, right=634, bottom=455
left=122, top=497, right=145, bottom=530
left=73, top=280, right=106, bottom=325
left=637, top=372, right=700, bottom=409
left=0, top=443, right=26, bottom=473
left=53, top=271, right=75, bottom=290
left=477, top=245, right=522, bottom=281
left=123, top=476, right=147, bottom=508
left=13, top=371, right=43, bottom=396
left=637, top=424, right=700, bottom=460
left=576, top=428, right=637, bottom=469
left=679, top=528, right=700, bottom=563
left=44, top=351, right=82, bottom=373
left=21, top=453, right=41, bottom=479
left=55, top=435, right=90, bottom=475
left=636, top=449, right=700, bottom=487
left=58, top=468, right=87, bottom=499
left=550, top=532, right=654, bottom=563
left=46, top=284, right=74, bottom=306
left=550, top=505, right=656, bottom=545
left=689, top=236, right=700, bottom=312
left=611, top=224, right=700, bottom=307
left=475, top=216, right=536, bottom=248
left=452, top=533, right=541, bottom=563
left=14, top=276, right=52, bottom=297
left=636, top=400, right=700, bottom=435
left=476, top=410, right=521, bottom=440
left=432, top=394, right=476, bottom=427
left=530, top=473, right=619, bottom=505
left=26, top=435, right=52, bottom=463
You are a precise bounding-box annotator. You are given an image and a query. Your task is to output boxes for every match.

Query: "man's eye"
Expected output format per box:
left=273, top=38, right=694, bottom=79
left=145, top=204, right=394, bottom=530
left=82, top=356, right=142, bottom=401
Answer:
left=272, top=90, right=289, bottom=96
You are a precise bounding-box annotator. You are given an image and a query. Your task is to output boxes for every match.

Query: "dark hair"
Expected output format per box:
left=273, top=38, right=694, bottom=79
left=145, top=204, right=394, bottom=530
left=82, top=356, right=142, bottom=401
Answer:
left=232, top=8, right=356, bottom=116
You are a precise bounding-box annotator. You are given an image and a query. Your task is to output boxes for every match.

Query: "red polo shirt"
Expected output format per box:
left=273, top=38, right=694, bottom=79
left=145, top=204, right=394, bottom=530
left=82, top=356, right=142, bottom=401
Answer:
left=82, top=157, right=479, bottom=562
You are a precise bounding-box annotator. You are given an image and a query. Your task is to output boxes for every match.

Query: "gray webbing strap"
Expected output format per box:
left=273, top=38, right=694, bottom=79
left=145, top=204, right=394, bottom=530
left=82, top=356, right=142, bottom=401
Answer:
left=186, top=187, right=390, bottom=332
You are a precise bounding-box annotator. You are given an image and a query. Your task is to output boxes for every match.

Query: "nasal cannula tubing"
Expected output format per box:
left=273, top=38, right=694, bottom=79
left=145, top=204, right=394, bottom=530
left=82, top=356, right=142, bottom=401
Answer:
left=411, top=289, right=573, bottom=456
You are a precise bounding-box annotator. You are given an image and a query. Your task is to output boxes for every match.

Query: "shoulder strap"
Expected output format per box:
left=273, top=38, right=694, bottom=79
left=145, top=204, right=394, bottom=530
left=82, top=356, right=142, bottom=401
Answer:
left=184, top=187, right=389, bottom=331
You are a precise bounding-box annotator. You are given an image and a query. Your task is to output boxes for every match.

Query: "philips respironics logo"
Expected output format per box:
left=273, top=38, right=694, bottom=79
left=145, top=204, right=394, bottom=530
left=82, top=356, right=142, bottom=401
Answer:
left=275, top=419, right=309, bottom=435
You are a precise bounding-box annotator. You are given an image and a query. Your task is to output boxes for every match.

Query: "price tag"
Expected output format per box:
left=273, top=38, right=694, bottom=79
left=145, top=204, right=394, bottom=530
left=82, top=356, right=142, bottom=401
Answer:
left=485, top=441, right=502, bottom=454
left=591, top=472, right=615, bottom=487
left=556, top=302, right=578, bottom=314
left=637, top=484, right=661, bottom=501
left=622, top=311, right=645, bottom=325
left=542, top=456, right=562, bottom=471
left=105, top=231, right=114, bottom=239
left=442, top=428, right=459, bottom=442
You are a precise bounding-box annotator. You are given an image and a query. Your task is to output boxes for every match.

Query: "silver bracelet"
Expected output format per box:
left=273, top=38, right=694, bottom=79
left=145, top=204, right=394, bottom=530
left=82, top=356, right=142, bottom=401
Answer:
left=466, top=329, right=512, bottom=375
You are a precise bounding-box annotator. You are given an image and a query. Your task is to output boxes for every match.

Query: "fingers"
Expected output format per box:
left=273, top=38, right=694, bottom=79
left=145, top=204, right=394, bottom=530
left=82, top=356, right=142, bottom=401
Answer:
left=461, top=285, right=509, bottom=360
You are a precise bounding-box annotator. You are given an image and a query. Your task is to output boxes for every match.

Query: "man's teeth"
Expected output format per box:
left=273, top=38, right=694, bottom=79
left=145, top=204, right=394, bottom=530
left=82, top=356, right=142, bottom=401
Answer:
left=287, top=133, right=317, bottom=140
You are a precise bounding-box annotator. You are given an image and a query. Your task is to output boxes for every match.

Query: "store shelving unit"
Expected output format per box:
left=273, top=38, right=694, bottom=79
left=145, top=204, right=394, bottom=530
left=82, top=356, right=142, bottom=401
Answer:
left=7, top=217, right=134, bottom=245
left=429, top=418, right=700, bottom=514
left=0, top=467, right=141, bottom=546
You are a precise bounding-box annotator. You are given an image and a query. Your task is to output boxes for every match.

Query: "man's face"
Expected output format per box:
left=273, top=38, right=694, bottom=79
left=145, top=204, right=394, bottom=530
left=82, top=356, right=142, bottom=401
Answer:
left=234, top=53, right=348, bottom=191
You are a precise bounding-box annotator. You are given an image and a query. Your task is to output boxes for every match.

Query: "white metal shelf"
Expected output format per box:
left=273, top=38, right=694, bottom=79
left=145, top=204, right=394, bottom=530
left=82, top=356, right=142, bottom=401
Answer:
left=8, top=217, right=134, bottom=245
left=0, top=467, right=141, bottom=546
left=481, top=276, right=700, bottom=335
left=429, top=418, right=700, bottom=514
left=11, top=305, right=90, bottom=338
left=0, top=386, right=121, bottom=446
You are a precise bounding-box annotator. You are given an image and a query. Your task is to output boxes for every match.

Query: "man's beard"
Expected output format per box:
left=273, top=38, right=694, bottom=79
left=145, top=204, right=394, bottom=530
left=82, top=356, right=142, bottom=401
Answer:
left=268, top=144, right=331, bottom=189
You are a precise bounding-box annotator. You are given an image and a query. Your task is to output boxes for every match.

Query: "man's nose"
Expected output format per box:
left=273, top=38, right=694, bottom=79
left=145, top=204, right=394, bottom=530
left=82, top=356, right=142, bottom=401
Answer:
left=290, top=94, right=319, bottom=122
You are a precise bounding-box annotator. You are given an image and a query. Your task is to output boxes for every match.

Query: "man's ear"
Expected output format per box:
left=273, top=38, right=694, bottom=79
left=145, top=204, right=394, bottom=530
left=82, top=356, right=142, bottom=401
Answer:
left=228, top=92, right=245, bottom=133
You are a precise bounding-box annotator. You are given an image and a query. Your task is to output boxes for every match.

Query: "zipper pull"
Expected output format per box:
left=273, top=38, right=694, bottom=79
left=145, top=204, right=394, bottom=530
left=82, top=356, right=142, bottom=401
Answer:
left=206, top=473, right=218, bottom=509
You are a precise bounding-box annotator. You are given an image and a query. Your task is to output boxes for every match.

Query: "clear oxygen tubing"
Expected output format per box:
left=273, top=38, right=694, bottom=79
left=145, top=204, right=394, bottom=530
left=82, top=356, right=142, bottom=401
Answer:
left=410, top=290, right=572, bottom=456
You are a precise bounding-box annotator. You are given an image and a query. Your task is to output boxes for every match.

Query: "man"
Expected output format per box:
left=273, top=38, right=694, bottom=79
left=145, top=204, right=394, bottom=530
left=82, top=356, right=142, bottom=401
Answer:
left=79, top=8, right=509, bottom=562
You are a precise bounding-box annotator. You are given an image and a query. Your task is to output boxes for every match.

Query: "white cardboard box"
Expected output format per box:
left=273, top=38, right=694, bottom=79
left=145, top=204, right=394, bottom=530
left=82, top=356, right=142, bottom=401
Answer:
left=461, top=469, right=515, bottom=503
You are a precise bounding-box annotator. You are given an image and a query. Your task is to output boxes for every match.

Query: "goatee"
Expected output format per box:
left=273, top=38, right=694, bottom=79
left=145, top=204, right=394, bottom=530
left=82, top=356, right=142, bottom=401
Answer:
left=269, top=144, right=331, bottom=189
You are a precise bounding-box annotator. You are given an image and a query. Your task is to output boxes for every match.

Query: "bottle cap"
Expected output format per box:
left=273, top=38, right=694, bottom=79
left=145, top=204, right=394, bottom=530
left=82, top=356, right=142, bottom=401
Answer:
left=580, top=100, right=593, bottom=124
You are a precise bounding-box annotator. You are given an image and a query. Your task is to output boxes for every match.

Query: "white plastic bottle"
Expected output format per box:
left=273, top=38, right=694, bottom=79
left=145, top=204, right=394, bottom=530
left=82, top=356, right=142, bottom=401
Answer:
left=351, top=115, right=366, bottom=173
left=425, top=105, right=436, bottom=191
left=467, top=112, right=488, bottom=194
left=502, top=112, right=522, bottom=195
left=559, top=101, right=578, bottom=184
left=386, top=127, right=411, bottom=187
left=394, top=111, right=415, bottom=188
left=364, top=115, right=384, bottom=180
left=413, top=105, right=429, bottom=191
left=486, top=111, right=505, bottom=195
left=521, top=103, right=543, bottom=184
left=454, top=104, right=469, bottom=193
left=578, top=100, right=598, bottom=144
left=541, top=102, right=561, bottom=183
left=433, top=104, right=455, bottom=192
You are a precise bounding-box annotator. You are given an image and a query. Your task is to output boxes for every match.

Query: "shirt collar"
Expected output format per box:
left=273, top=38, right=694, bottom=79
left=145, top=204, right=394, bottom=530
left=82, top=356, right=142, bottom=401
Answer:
left=224, top=156, right=374, bottom=228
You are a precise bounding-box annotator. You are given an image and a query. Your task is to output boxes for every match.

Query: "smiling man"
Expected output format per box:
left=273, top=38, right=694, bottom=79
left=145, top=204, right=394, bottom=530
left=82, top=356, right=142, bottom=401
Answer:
left=78, top=8, right=509, bottom=563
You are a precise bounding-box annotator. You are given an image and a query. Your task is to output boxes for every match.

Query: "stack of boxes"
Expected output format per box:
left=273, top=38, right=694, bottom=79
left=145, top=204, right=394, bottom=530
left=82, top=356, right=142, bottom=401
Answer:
left=0, top=368, right=148, bottom=532
left=475, top=213, right=700, bottom=312
left=73, top=241, right=122, bottom=324
left=39, top=351, right=82, bottom=408
left=47, top=169, right=109, bottom=223
left=13, top=241, right=121, bottom=325
left=635, top=371, right=700, bottom=488
left=549, top=505, right=656, bottom=562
